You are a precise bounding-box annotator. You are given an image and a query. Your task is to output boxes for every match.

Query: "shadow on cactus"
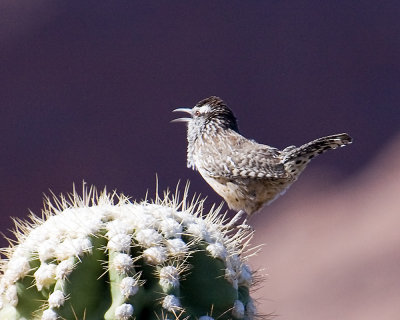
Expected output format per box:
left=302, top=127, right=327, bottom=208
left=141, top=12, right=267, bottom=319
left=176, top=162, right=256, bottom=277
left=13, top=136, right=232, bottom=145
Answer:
left=0, top=183, right=263, bottom=320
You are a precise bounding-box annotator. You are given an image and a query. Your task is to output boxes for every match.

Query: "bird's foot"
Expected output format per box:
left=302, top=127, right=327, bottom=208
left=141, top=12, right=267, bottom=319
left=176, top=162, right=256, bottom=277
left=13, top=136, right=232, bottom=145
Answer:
left=226, top=210, right=253, bottom=231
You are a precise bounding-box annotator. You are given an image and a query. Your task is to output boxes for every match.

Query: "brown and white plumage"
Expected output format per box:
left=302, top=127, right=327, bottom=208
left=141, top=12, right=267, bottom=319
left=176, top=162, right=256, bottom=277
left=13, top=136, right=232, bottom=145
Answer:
left=173, top=96, right=352, bottom=215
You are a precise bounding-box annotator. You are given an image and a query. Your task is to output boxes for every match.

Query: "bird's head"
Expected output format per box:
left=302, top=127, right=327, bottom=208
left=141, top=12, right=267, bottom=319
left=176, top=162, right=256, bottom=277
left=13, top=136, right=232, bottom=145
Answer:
left=172, top=96, right=239, bottom=141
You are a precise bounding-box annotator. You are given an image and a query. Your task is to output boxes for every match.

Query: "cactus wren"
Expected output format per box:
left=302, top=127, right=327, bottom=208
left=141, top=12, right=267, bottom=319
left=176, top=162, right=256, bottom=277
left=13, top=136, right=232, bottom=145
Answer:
left=173, top=96, right=352, bottom=216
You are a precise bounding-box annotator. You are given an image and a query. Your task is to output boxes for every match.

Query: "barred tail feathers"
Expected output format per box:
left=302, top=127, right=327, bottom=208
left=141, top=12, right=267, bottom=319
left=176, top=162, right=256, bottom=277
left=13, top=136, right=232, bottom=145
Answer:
left=283, top=133, right=352, bottom=174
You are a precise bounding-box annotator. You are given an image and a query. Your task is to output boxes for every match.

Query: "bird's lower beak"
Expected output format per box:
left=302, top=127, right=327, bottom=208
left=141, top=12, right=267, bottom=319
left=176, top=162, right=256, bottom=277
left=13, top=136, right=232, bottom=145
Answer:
left=171, top=108, right=192, bottom=123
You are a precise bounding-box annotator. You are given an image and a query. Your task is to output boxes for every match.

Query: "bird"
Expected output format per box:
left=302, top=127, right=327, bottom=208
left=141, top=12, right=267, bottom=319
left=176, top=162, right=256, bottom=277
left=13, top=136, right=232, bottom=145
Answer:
left=172, top=96, right=352, bottom=216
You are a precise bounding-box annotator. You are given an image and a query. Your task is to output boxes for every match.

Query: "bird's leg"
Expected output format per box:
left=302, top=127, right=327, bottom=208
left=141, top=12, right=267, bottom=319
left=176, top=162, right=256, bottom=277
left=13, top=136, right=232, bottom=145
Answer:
left=226, top=210, right=249, bottom=230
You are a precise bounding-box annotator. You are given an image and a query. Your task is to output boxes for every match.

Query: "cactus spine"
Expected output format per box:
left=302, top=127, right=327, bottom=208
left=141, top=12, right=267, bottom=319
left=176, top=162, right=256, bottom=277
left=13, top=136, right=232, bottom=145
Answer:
left=0, top=185, right=258, bottom=320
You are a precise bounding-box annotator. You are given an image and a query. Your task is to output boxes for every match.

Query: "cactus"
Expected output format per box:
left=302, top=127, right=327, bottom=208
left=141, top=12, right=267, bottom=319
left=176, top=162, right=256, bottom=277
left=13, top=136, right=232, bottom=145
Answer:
left=0, top=184, right=259, bottom=320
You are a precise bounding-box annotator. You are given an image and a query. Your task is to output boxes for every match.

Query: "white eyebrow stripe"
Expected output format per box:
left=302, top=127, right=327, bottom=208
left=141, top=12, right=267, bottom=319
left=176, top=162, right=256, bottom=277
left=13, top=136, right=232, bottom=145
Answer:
left=198, top=104, right=212, bottom=113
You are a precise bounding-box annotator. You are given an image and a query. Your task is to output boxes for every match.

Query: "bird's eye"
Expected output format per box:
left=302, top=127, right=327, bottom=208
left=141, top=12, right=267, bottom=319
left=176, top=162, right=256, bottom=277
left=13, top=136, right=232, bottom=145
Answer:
left=194, top=110, right=201, bottom=116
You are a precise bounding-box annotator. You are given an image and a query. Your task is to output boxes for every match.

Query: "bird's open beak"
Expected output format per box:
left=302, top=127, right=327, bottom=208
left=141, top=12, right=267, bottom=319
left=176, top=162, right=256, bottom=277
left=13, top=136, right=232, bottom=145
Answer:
left=171, top=108, right=192, bottom=123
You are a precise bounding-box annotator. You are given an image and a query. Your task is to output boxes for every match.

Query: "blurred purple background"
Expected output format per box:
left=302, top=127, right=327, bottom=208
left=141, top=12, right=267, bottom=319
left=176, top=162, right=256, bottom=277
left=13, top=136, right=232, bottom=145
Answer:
left=0, top=1, right=399, bottom=319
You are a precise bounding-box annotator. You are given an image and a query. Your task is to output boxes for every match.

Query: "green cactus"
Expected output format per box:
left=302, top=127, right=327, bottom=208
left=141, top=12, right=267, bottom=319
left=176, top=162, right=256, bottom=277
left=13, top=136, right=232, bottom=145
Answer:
left=0, top=185, right=258, bottom=320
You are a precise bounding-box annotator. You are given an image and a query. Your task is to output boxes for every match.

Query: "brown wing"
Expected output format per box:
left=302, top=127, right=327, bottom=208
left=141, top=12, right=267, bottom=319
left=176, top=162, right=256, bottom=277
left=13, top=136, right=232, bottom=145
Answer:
left=195, top=131, right=288, bottom=179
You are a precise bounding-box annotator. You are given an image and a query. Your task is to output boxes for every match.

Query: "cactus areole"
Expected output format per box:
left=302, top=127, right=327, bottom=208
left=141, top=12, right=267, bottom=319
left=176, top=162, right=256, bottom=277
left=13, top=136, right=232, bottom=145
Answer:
left=0, top=185, right=258, bottom=320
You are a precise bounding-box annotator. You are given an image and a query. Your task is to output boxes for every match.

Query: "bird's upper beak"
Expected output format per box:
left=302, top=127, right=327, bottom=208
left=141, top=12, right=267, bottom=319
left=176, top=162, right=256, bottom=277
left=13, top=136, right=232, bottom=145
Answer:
left=171, top=108, right=192, bottom=123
